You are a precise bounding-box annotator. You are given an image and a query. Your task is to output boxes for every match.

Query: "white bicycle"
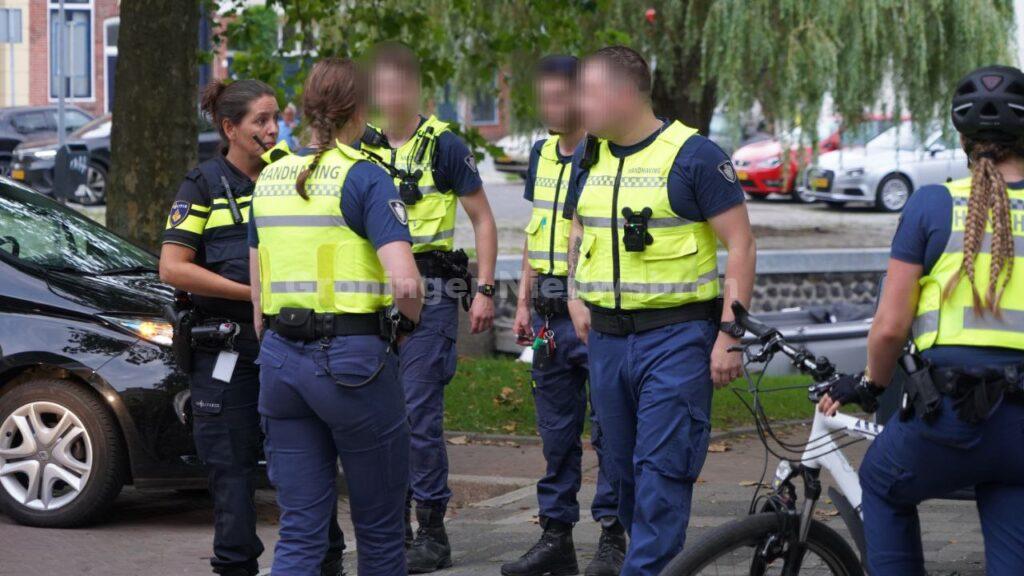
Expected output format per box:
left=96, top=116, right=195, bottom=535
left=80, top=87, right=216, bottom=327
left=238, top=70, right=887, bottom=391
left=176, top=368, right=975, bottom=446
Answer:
left=661, top=302, right=883, bottom=576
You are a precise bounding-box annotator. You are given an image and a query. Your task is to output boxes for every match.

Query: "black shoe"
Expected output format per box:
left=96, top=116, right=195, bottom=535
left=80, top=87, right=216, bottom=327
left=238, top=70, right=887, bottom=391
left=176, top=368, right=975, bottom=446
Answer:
left=406, top=504, right=452, bottom=573
left=405, top=499, right=414, bottom=549
left=320, top=549, right=346, bottom=576
left=584, top=518, right=626, bottom=576
left=501, top=518, right=579, bottom=576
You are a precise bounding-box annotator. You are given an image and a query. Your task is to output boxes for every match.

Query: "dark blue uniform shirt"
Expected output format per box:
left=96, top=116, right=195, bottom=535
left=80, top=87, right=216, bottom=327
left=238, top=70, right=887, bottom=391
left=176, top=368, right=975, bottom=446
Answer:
left=248, top=148, right=412, bottom=249
left=561, top=121, right=746, bottom=222
left=891, top=180, right=1024, bottom=367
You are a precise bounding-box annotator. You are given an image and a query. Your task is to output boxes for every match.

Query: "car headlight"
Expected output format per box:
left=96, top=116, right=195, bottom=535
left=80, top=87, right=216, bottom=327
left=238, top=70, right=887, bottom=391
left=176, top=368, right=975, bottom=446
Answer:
left=100, top=315, right=174, bottom=347
left=844, top=168, right=865, bottom=177
left=29, top=149, right=58, bottom=160
left=757, top=157, right=782, bottom=169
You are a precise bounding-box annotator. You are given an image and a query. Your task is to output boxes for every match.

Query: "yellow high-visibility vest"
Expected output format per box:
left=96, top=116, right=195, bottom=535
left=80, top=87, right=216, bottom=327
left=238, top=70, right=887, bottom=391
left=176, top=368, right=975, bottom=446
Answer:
left=362, top=115, right=457, bottom=253
left=574, top=121, right=720, bottom=310
left=913, top=177, right=1024, bottom=350
left=525, top=136, right=573, bottom=276
left=251, top=143, right=391, bottom=315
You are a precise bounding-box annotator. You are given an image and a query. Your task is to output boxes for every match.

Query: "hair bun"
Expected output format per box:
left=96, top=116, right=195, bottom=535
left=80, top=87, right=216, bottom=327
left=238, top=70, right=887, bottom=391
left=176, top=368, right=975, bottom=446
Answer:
left=200, top=80, right=228, bottom=119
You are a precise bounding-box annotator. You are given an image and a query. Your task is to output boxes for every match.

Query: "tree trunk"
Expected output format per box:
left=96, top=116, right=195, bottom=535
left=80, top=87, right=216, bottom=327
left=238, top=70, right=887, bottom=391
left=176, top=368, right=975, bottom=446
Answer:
left=650, top=44, right=716, bottom=137
left=107, top=0, right=200, bottom=251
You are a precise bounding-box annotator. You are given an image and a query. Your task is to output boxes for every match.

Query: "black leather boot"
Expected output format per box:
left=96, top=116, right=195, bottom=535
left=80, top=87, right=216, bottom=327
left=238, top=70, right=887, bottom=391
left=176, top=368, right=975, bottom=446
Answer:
left=406, top=504, right=452, bottom=573
left=319, top=549, right=346, bottom=576
left=584, top=517, right=626, bottom=576
left=500, top=518, right=579, bottom=576
left=404, top=498, right=414, bottom=549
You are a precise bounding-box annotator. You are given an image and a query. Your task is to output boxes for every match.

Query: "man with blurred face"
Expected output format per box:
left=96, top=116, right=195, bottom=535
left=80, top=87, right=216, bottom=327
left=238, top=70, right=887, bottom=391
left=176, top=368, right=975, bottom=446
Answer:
left=563, top=46, right=756, bottom=575
left=359, top=42, right=499, bottom=574
left=502, top=55, right=623, bottom=576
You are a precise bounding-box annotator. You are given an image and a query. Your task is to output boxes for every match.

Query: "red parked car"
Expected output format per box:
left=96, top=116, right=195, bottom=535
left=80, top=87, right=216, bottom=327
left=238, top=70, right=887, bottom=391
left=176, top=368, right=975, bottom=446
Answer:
left=732, top=116, right=893, bottom=203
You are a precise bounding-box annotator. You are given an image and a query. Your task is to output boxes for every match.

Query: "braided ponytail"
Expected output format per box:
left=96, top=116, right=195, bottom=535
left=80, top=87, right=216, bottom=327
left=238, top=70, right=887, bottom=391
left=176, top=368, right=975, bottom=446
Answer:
left=944, top=139, right=1020, bottom=314
left=294, top=58, right=364, bottom=200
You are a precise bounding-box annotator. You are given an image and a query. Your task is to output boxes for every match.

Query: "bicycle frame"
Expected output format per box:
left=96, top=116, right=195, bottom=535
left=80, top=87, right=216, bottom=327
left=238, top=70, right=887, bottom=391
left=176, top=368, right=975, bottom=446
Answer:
left=797, top=410, right=883, bottom=515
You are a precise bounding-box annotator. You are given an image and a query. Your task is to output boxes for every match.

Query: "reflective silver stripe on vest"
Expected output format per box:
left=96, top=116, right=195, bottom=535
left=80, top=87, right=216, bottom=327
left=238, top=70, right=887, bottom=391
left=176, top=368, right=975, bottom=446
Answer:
left=952, top=196, right=1024, bottom=211
left=269, top=280, right=388, bottom=294
left=418, top=184, right=440, bottom=195
left=532, top=199, right=563, bottom=210
left=254, top=215, right=347, bottom=228
left=575, top=269, right=719, bottom=295
left=963, top=308, right=1024, bottom=332
left=943, top=231, right=1024, bottom=255
left=527, top=250, right=567, bottom=262
left=579, top=215, right=693, bottom=229
left=410, top=228, right=455, bottom=244
left=913, top=310, right=939, bottom=336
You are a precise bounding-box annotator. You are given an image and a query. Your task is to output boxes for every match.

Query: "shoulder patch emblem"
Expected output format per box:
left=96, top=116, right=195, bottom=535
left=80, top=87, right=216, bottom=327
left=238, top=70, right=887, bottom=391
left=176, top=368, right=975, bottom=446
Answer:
left=464, top=154, right=478, bottom=174
left=169, top=201, right=190, bottom=228
left=718, top=160, right=737, bottom=183
left=388, top=199, right=409, bottom=226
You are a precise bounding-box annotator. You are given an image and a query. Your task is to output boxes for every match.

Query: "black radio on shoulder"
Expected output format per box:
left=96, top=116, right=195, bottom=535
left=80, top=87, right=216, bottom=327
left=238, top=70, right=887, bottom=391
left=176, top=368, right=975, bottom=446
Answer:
left=398, top=169, right=424, bottom=205
left=360, top=126, right=390, bottom=149
left=579, top=134, right=600, bottom=169
left=622, top=206, right=654, bottom=252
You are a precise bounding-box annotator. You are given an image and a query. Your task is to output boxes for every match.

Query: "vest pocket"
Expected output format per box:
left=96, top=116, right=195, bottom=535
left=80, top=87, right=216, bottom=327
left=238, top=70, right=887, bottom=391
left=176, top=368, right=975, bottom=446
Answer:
left=524, top=212, right=543, bottom=235
left=640, top=231, right=697, bottom=261
left=409, top=193, right=448, bottom=222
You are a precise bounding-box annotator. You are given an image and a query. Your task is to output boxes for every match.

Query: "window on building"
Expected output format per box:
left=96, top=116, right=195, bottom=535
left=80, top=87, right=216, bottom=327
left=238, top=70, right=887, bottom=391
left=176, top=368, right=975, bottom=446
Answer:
left=435, top=84, right=460, bottom=123
left=49, top=3, right=93, bottom=100
left=470, top=86, right=499, bottom=126
left=104, top=18, right=119, bottom=113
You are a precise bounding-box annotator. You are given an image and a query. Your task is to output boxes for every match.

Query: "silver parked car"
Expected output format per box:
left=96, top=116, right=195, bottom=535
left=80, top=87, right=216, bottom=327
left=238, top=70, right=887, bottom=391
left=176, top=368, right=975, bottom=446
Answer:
left=805, top=122, right=969, bottom=212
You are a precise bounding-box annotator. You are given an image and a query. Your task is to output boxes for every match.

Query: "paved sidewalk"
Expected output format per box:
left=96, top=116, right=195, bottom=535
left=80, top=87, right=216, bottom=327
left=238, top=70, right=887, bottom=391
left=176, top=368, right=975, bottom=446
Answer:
left=0, top=429, right=985, bottom=575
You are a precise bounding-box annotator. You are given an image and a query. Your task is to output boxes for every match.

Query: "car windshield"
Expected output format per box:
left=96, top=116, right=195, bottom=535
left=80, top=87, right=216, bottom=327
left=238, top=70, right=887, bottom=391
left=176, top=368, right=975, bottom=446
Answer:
left=71, top=115, right=111, bottom=139
left=841, top=119, right=894, bottom=147
left=866, top=122, right=930, bottom=151
left=0, top=180, right=156, bottom=274
left=786, top=116, right=842, bottom=143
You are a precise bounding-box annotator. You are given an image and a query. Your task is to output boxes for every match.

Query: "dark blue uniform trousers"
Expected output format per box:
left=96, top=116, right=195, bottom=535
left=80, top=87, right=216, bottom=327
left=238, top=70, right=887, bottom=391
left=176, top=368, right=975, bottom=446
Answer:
left=192, top=337, right=346, bottom=575
left=588, top=320, right=716, bottom=576
left=860, top=396, right=1024, bottom=576
left=258, top=331, right=410, bottom=576
left=400, top=285, right=459, bottom=509
left=531, top=311, right=617, bottom=524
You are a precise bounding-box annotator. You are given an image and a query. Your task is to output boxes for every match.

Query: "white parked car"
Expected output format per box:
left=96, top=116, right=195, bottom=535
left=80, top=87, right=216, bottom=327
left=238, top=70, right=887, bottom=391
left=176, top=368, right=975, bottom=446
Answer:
left=493, top=130, right=547, bottom=178
left=805, top=122, right=969, bottom=212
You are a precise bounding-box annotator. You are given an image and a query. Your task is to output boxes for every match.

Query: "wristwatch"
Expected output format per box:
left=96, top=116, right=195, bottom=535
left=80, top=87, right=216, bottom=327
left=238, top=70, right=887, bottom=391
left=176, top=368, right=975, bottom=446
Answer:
left=477, top=283, right=495, bottom=297
left=719, top=320, right=745, bottom=339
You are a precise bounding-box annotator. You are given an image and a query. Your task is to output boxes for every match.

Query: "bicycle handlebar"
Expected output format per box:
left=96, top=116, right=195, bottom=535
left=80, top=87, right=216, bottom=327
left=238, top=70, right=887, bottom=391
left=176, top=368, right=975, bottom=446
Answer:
left=731, top=300, right=778, bottom=339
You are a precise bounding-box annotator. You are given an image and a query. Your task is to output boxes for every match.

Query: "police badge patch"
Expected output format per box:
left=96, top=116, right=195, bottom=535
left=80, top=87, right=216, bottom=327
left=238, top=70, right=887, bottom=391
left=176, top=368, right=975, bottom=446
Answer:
left=718, top=161, right=738, bottom=183
left=464, top=154, right=478, bottom=173
left=388, top=199, right=409, bottom=225
left=169, top=201, right=190, bottom=228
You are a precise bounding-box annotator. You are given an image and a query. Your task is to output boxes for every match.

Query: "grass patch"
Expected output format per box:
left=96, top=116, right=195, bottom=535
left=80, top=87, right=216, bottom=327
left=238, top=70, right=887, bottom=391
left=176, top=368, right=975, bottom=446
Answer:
left=445, top=356, right=814, bottom=435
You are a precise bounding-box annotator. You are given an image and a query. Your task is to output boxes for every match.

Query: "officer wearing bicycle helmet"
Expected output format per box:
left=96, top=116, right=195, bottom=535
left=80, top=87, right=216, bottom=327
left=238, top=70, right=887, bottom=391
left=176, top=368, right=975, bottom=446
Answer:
left=820, top=65, right=1024, bottom=575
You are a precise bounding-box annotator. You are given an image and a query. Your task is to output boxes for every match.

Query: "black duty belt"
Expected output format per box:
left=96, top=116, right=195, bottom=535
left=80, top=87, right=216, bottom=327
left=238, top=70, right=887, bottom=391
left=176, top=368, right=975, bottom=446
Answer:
left=269, top=309, right=390, bottom=342
left=932, top=365, right=1024, bottom=398
left=588, top=299, right=720, bottom=336
left=533, top=274, right=569, bottom=317
left=414, top=250, right=469, bottom=280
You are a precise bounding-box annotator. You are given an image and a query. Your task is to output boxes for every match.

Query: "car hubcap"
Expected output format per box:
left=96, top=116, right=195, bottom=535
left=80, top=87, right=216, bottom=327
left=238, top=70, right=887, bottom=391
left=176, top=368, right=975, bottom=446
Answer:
left=0, top=402, right=92, bottom=511
left=78, top=166, right=105, bottom=203
left=882, top=179, right=909, bottom=210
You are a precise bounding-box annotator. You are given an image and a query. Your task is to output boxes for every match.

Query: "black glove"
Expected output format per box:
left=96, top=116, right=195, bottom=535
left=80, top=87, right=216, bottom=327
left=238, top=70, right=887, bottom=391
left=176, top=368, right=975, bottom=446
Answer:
left=827, top=372, right=884, bottom=414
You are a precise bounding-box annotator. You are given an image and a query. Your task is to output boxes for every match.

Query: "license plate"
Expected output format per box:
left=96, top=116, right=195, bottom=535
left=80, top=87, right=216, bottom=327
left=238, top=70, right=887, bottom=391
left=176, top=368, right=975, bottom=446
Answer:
left=736, top=170, right=748, bottom=181
left=10, top=169, right=25, bottom=181
left=811, top=177, right=829, bottom=190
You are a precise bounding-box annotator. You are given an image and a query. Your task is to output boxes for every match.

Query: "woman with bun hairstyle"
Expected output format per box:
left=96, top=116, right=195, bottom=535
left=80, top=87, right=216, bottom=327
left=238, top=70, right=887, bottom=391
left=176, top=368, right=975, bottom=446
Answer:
left=160, top=79, right=347, bottom=576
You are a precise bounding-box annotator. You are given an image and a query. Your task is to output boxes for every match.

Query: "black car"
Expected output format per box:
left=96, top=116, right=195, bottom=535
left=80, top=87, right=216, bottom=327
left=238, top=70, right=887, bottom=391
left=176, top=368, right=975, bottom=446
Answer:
left=0, top=176, right=205, bottom=528
left=0, top=106, right=94, bottom=175
left=9, top=115, right=221, bottom=206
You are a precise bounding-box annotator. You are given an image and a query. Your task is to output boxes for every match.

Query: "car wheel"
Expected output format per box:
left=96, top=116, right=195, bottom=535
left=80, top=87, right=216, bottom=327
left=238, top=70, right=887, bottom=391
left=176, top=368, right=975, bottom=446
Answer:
left=0, top=378, right=126, bottom=527
left=875, top=174, right=912, bottom=212
left=75, top=162, right=107, bottom=206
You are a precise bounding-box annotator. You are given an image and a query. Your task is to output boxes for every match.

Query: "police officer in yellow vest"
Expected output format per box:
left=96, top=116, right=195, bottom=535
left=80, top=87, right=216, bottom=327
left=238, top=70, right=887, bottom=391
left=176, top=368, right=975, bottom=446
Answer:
left=160, top=79, right=347, bottom=576
left=502, top=55, right=623, bottom=576
left=564, top=47, right=756, bottom=576
left=820, top=66, right=1024, bottom=575
left=248, top=58, right=423, bottom=576
left=360, top=42, right=498, bottom=574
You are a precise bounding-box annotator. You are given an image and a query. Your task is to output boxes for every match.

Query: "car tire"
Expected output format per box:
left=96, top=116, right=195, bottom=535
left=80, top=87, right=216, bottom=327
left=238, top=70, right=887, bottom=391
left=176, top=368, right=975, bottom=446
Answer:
left=791, top=186, right=818, bottom=204
left=0, top=378, right=126, bottom=527
left=875, top=174, right=912, bottom=212
left=75, top=161, right=107, bottom=206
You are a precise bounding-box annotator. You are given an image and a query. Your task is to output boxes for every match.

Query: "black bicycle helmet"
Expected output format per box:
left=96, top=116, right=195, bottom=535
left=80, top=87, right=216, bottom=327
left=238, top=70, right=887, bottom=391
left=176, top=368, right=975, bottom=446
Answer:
left=951, top=65, right=1024, bottom=143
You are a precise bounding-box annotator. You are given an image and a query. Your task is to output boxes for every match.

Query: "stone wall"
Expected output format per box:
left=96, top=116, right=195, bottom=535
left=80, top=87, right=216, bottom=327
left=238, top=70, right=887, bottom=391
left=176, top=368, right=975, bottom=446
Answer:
left=751, top=271, right=884, bottom=312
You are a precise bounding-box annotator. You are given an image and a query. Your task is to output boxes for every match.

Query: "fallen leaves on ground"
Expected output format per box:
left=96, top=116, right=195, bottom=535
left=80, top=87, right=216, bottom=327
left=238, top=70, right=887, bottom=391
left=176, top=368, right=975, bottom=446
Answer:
left=447, top=435, right=469, bottom=445
left=707, top=442, right=731, bottom=453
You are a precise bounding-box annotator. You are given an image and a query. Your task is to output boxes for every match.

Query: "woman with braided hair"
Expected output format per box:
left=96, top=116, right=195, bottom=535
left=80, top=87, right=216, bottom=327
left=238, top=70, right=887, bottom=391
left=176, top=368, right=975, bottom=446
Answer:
left=248, top=57, right=423, bottom=575
left=818, top=65, right=1024, bottom=575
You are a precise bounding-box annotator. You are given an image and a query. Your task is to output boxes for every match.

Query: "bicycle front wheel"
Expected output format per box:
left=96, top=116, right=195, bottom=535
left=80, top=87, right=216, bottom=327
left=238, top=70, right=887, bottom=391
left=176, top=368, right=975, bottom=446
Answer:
left=660, top=512, right=863, bottom=576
